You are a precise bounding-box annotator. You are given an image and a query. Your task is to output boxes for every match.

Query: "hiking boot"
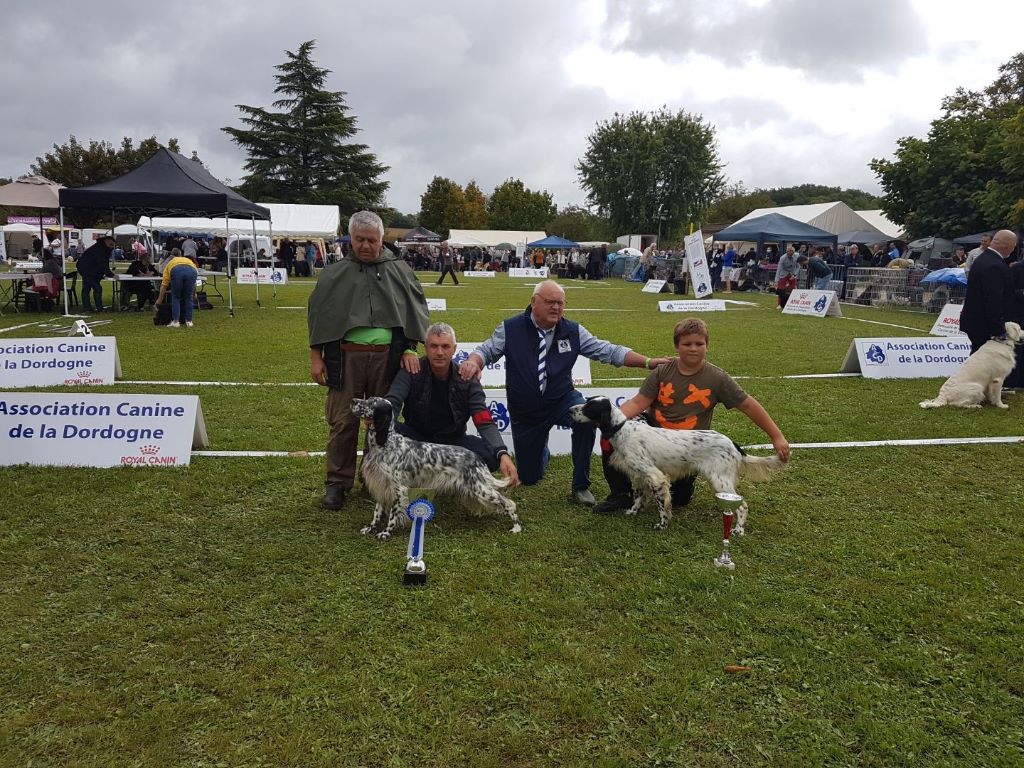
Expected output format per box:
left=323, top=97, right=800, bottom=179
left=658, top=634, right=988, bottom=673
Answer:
left=321, top=484, right=346, bottom=510
left=569, top=488, right=596, bottom=507
left=593, top=493, right=632, bottom=516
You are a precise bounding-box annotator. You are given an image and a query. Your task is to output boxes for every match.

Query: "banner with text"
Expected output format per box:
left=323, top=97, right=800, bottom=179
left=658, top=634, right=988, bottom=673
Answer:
left=930, top=303, right=965, bottom=336
left=468, top=387, right=637, bottom=455
left=783, top=289, right=842, bottom=318
left=455, top=343, right=592, bottom=386
left=235, top=268, right=287, bottom=285
left=462, top=270, right=496, bottom=278
left=426, top=298, right=447, bottom=311
left=509, top=267, right=548, bottom=278
left=0, top=393, right=209, bottom=467
left=658, top=299, right=726, bottom=313
left=683, top=230, right=713, bottom=298
left=840, top=337, right=971, bottom=379
left=642, top=279, right=667, bottom=294
left=1, top=336, right=121, bottom=388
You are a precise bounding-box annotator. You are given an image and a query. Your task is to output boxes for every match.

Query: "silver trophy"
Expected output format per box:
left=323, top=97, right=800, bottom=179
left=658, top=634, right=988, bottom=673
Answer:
left=714, top=492, right=744, bottom=570
left=403, top=495, right=436, bottom=587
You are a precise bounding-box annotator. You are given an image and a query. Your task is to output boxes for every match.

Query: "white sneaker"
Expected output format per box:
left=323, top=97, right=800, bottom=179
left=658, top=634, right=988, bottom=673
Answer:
left=167, top=320, right=180, bottom=328
left=185, top=321, right=194, bottom=327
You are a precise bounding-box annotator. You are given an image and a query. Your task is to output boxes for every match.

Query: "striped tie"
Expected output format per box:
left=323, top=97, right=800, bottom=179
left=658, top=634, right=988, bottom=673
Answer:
left=537, top=328, right=548, bottom=393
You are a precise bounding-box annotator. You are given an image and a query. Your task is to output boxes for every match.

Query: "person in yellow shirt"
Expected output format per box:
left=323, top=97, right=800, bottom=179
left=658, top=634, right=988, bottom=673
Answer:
left=155, top=248, right=199, bottom=328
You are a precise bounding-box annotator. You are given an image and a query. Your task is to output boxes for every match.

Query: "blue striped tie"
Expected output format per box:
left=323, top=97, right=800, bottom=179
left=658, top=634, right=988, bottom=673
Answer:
left=537, top=328, right=548, bottom=393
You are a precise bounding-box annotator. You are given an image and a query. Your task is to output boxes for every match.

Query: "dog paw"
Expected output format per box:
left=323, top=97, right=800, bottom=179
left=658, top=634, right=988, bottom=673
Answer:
left=733, top=525, right=746, bottom=536
left=359, top=526, right=375, bottom=535
left=653, top=521, right=668, bottom=531
left=510, top=523, right=522, bottom=534
left=997, top=403, right=1009, bottom=409
left=375, top=531, right=391, bottom=541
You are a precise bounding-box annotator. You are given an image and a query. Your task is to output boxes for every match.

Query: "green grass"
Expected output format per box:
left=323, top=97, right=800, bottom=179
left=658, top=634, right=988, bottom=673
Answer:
left=2, top=274, right=1023, bottom=767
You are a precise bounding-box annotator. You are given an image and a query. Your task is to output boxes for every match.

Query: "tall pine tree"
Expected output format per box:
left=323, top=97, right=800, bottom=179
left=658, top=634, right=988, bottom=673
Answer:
left=223, top=40, right=389, bottom=214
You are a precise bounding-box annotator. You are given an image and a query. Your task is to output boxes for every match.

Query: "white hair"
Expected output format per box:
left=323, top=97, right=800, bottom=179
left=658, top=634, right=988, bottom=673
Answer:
left=531, top=279, right=564, bottom=297
left=426, top=322, right=457, bottom=345
left=348, top=210, right=384, bottom=238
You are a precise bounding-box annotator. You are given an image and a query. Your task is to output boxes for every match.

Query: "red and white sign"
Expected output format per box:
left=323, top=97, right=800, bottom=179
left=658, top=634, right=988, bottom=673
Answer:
left=930, top=303, right=965, bottom=336
left=783, top=289, right=842, bottom=318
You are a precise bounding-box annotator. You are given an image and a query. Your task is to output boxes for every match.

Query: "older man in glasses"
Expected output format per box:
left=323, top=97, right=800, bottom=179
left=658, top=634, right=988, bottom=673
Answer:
left=458, top=279, right=671, bottom=506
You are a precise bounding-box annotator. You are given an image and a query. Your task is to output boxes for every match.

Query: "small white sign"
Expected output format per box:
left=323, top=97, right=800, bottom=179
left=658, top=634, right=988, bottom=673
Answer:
left=235, top=267, right=288, bottom=285
left=462, top=270, right=496, bottom=278
left=509, top=267, right=549, bottom=278
left=840, top=337, right=971, bottom=379
left=455, top=342, right=592, bottom=386
left=930, top=303, right=965, bottom=336
left=0, top=393, right=209, bottom=467
left=642, top=279, right=667, bottom=294
left=658, top=300, right=726, bottom=312
left=783, top=290, right=842, bottom=318
left=684, top=231, right=713, bottom=299
left=1, top=336, right=122, bottom=388
left=467, top=388, right=640, bottom=455
left=426, top=298, right=447, bottom=311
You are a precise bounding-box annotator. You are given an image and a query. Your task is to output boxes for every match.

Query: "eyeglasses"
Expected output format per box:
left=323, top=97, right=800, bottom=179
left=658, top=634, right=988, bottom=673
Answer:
left=539, top=298, right=565, bottom=307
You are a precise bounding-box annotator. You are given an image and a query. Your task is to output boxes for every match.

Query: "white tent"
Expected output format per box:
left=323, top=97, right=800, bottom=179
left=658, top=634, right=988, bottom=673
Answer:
left=447, top=229, right=547, bottom=247
left=854, top=209, right=904, bottom=240
left=735, top=202, right=880, bottom=236
left=140, top=203, right=340, bottom=238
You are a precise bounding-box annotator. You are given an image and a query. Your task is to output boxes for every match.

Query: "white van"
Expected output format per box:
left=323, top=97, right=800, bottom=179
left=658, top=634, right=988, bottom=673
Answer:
left=226, top=234, right=275, bottom=267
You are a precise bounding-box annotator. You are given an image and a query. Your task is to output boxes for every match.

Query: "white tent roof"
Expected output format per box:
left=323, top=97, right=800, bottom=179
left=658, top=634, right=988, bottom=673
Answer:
left=736, top=202, right=878, bottom=236
left=139, top=203, right=340, bottom=238
left=447, top=229, right=546, bottom=247
left=854, top=209, right=904, bottom=239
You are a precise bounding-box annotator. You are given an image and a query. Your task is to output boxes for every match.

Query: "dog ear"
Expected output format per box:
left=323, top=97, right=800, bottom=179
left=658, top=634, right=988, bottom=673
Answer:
left=1006, top=322, right=1022, bottom=343
left=372, top=401, right=393, bottom=447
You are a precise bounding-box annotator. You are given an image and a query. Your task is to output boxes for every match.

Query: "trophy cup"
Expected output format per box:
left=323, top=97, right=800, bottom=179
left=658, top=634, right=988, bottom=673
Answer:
left=713, top=492, right=744, bottom=570
left=403, top=495, right=436, bottom=587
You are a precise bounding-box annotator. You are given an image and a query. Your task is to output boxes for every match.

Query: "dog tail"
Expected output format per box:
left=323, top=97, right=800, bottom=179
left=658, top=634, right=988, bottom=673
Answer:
left=491, top=475, right=512, bottom=489
left=739, top=454, right=785, bottom=482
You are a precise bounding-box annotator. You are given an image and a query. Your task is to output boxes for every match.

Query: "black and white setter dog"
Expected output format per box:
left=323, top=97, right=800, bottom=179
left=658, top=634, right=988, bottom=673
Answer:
left=571, top=396, right=784, bottom=532
left=351, top=397, right=521, bottom=540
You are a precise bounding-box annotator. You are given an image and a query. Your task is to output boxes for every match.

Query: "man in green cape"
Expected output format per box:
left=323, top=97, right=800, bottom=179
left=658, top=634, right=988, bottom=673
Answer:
left=308, top=210, right=430, bottom=510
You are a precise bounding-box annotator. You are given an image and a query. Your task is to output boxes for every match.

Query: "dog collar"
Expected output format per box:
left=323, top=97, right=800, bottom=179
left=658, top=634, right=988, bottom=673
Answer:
left=602, top=421, right=626, bottom=438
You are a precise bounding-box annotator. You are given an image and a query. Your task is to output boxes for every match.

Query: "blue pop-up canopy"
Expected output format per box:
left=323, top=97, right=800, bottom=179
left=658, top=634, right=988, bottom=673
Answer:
left=527, top=235, right=580, bottom=249
left=714, top=213, right=838, bottom=247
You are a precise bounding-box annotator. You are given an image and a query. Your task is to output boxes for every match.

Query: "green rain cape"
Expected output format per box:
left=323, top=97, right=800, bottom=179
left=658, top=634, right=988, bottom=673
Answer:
left=307, top=251, right=429, bottom=347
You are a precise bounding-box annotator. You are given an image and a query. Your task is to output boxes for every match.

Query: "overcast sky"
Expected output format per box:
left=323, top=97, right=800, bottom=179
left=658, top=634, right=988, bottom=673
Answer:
left=2, top=0, right=1021, bottom=215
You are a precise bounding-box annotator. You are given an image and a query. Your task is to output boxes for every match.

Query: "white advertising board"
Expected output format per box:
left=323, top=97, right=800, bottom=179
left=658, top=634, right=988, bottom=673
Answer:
left=642, top=279, right=667, bottom=294
left=683, top=231, right=713, bottom=299
left=467, top=388, right=638, bottom=455
left=930, top=303, right=965, bottom=337
left=782, top=289, right=842, bottom=318
left=426, top=298, right=447, bottom=311
left=235, top=267, right=287, bottom=285
left=1, top=336, right=121, bottom=388
left=840, top=337, right=971, bottom=379
left=658, top=300, right=726, bottom=312
left=462, top=271, right=496, bottom=278
left=455, top=342, right=592, bottom=386
left=509, top=267, right=548, bottom=278
left=0, top=393, right=209, bottom=467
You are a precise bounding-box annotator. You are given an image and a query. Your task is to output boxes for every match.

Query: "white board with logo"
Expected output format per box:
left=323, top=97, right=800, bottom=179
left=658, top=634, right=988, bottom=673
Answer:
left=642, top=279, right=667, bottom=294
left=426, top=298, right=447, bottom=311
left=455, top=342, right=592, bottom=387
left=683, top=231, right=713, bottom=298
left=930, top=303, right=965, bottom=336
left=658, top=300, right=726, bottom=312
left=467, top=388, right=638, bottom=455
left=1, top=336, right=121, bottom=388
left=0, top=393, right=209, bottom=467
left=235, top=267, right=287, bottom=285
left=782, top=289, right=842, bottom=318
left=509, top=267, right=548, bottom=278
left=840, top=337, right=971, bottom=379
left=462, top=270, right=495, bottom=278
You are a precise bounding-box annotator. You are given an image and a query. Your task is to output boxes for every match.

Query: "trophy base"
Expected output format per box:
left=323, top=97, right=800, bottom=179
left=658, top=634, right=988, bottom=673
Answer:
left=714, top=555, right=736, bottom=570
left=403, top=560, right=428, bottom=587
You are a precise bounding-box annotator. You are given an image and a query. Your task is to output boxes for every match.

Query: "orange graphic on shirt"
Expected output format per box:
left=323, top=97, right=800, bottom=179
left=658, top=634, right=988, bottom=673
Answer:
left=654, top=410, right=697, bottom=430
left=657, top=381, right=675, bottom=407
left=683, top=383, right=712, bottom=409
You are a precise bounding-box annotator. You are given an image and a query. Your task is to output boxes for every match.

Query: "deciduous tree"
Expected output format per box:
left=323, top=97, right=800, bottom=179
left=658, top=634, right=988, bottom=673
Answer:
left=418, top=176, right=466, bottom=238
left=461, top=181, right=488, bottom=230
left=545, top=205, right=612, bottom=242
left=486, top=178, right=555, bottom=230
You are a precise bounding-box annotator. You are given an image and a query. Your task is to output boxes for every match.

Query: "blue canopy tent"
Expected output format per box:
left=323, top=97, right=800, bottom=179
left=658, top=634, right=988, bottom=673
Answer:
left=714, top=213, right=838, bottom=248
left=526, top=235, right=580, bottom=249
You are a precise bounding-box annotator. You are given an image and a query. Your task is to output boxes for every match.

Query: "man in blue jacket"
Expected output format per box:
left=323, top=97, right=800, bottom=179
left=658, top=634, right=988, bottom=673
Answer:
left=458, top=280, right=671, bottom=505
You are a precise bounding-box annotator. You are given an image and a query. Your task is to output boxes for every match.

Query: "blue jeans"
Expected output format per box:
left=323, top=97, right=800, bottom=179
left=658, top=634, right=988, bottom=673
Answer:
left=814, top=275, right=832, bottom=290
left=510, top=390, right=595, bottom=490
left=170, top=265, right=198, bottom=322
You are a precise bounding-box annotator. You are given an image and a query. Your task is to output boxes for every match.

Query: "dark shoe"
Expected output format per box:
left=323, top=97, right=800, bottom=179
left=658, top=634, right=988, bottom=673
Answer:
left=570, top=488, right=596, bottom=507
left=321, top=484, right=346, bottom=510
left=594, top=493, right=632, bottom=516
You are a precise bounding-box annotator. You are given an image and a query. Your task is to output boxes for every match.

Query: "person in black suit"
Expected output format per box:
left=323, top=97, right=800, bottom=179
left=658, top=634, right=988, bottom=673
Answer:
left=959, top=229, right=1017, bottom=353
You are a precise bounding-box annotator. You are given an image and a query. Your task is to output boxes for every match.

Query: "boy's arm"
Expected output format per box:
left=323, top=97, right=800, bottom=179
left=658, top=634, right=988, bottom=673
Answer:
left=735, top=396, right=790, bottom=462
left=620, top=392, right=655, bottom=419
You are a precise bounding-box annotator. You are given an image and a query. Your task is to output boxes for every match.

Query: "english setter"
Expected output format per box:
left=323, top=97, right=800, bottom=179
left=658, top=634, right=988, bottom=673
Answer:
left=571, top=396, right=784, bottom=532
left=920, top=321, right=1021, bottom=409
left=351, top=397, right=521, bottom=540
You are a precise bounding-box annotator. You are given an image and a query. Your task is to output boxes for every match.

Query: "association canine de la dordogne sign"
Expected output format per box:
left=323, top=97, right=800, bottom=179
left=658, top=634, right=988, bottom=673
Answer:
left=1, top=337, right=121, bottom=388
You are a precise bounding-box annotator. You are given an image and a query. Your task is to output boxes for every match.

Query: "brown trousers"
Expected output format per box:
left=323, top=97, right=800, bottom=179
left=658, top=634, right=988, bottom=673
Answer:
left=324, top=347, right=392, bottom=488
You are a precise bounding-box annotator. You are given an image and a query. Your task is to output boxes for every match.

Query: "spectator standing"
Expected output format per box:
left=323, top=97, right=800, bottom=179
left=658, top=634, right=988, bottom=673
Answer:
left=965, top=234, right=993, bottom=273
left=76, top=234, right=116, bottom=312
left=305, top=241, right=317, bottom=275
left=155, top=248, right=199, bottom=328
left=1005, top=258, right=1024, bottom=389
left=437, top=243, right=459, bottom=285
left=181, top=235, right=198, bottom=262
left=774, top=246, right=800, bottom=309
left=279, top=238, right=296, bottom=275
left=807, top=248, right=834, bottom=290
left=722, top=243, right=736, bottom=293
left=952, top=245, right=967, bottom=266
left=959, top=229, right=1016, bottom=353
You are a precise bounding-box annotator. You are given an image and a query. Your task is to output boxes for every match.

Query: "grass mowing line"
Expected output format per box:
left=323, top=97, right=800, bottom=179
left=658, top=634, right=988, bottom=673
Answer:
left=0, top=320, right=47, bottom=333
left=837, top=312, right=931, bottom=333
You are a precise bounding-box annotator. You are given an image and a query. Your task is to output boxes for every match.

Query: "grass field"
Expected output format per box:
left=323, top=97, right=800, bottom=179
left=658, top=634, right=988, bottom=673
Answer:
left=2, top=272, right=1022, bottom=767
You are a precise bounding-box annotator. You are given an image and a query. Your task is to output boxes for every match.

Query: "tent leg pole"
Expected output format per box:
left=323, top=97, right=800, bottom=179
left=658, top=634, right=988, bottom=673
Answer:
left=269, top=219, right=276, bottom=300
left=226, top=213, right=234, bottom=318
left=252, top=215, right=260, bottom=308
left=60, top=207, right=70, bottom=316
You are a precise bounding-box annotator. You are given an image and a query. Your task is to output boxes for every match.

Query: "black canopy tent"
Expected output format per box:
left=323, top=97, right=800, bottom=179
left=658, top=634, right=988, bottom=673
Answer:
left=398, top=225, right=442, bottom=244
left=952, top=230, right=997, bottom=247
left=57, top=148, right=272, bottom=315
left=713, top=213, right=838, bottom=249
